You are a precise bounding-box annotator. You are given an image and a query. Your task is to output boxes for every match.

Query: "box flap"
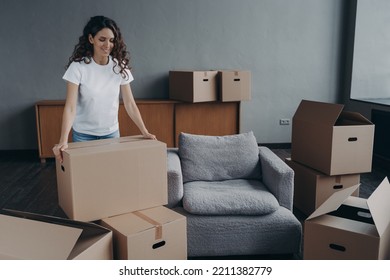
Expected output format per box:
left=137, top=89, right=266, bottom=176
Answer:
left=2, top=209, right=110, bottom=234
left=307, top=184, right=360, bottom=220
left=338, top=111, right=373, bottom=125
left=64, top=136, right=164, bottom=157
left=367, top=177, right=390, bottom=236
left=0, top=213, right=82, bottom=259
left=293, top=99, right=344, bottom=126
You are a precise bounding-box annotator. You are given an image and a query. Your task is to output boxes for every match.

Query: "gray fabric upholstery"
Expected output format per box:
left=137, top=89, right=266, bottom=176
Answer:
left=178, top=132, right=261, bottom=182
left=183, top=179, right=279, bottom=215
left=168, top=147, right=295, bottom=210
left=173, top=206, right=302, bottom=257
left=259, top=146, right=294, bottom=210
left=167, top=148, right=183, bottom=208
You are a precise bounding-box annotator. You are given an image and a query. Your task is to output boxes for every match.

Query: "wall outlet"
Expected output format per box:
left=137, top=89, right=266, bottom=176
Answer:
left=279, top=119, right=290, bottom=125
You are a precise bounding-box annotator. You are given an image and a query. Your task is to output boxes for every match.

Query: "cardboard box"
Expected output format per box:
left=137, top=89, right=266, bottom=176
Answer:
left=56, top=136, right=168, bottom=222
left=285, top=158, right=360, bottom=216
left=303, top=177, right=390, bottom=260
left=291, top=99, right=375, bottom=175
left=169, top=70, right=218, bottom=102
left=219, top=70, right=251, bottom=101
left=100, top=206, right=187, bottom=260
left=0, top=209, right=112, bottom=260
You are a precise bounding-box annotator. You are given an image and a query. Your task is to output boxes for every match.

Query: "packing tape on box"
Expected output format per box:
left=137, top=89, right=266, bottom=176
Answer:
left=133, top=211, right=163, bottom=240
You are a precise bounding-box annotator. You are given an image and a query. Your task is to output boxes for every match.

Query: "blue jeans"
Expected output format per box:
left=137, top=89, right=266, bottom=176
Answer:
left=72, top=129, right=120, bottom=142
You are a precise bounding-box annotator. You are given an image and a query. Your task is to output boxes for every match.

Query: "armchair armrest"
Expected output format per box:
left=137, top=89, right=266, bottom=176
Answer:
left=166, top=148, right=184, bottom=208
left=258, top=146, right=294, bottom=211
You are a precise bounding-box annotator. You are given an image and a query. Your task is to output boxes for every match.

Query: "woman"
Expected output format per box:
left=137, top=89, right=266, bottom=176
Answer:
left=53, top=15, right=156, bottom=162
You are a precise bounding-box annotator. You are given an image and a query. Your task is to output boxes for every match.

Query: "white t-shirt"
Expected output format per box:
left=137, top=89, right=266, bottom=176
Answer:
left=63, top=56, right=134, bottom=136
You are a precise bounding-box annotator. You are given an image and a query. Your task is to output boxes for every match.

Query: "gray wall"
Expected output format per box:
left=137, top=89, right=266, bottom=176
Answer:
left=0, top=0, right=345, bottom=150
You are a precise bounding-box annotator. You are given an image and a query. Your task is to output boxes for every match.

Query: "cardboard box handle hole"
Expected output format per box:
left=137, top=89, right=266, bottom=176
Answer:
left=348, top=137, right=358, bottom=142
left=329, top=243, right=346, bottom=252
left=61, top=165, right=65, bottom=172
left=234, top=78, right=240, bottom=81
left=357, top=211, right=372, bottom=219
left=152, top=240, right=166, bottom=249
left=333, top=184, right=343, bottom=189
left=202, top=79, right=209, bottom=82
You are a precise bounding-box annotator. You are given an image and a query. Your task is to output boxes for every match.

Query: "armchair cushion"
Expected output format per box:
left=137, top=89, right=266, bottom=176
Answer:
left=183, top=179, right=280, bottom=215
left=178, top=132, right=261, bottom=183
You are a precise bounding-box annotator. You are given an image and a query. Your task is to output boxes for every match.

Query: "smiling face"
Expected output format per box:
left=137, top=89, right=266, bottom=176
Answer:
left=88, top=27, right=115, bottom=64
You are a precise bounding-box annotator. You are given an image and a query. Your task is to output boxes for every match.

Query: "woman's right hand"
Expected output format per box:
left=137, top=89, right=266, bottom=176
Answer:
left=53, top=143, right=68, bottom=163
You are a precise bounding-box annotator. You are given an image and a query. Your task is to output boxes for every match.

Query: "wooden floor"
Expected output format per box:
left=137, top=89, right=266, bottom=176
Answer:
left=1, top=148, right=389, bottom=218
left=0, top=150, right=67, bottom=218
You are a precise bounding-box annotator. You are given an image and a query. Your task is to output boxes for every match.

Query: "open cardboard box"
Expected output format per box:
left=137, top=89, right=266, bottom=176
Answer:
left=100, top=206, right=187, bottom=260
left=56, top=135, right=168, bottom=222
left=0, top=209, right=112, bottom=260
left=291, top=99, right=374, bottom=176
left=285, top=158, right=360, bottom=216
left=304, top=177, right=390, bottom=260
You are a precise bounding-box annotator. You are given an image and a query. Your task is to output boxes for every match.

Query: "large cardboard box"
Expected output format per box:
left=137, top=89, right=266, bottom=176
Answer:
left=285, top=158, right=360, bottom=216
left=169, top=70, right=218, bottom=102
left=219, top=70, right=251, bottom=102
left=291, top=99, right=375, bottom=176
left=304, top=177, right=390, bottom=260
left=0, top=209, right=112, bottom=260
left=100, top=206, right=187, bottom=260
left=56, top=136, right=168, bottom=222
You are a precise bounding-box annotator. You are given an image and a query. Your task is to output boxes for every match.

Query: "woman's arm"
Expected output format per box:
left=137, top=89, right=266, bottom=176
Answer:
left=53, top=82, right=79, bottom=162
left=121, top=83, right=156, bottom=140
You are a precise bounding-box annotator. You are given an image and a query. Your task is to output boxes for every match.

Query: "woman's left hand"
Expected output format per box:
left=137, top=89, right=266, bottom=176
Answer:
left=143, top=132, right=157, bottom=140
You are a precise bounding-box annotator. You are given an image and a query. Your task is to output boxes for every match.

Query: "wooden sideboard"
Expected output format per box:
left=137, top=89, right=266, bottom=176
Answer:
left=35, top=99, right=240, bottom=162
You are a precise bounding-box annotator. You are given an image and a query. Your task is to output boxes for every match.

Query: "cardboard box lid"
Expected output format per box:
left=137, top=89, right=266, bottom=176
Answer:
left=367, top=177, right=390, bottom=236
left=65, top=135, right=144, bottom=150
left=169, top=70, right=218, bottom=74
left=63, top=136, right=165, bottom=156
left=307, top=177, right=390, bottom=236
left=102, top=206, right=184, bottom=237
left=307, top=184, right=360, bottom=220
left=294, top=100, right=372, bottom=127
left=293, top=100, right=344, bottom=126
left=0, top=211, right=82, bottom=259
left=0, top=209, right=111, bottom=259
left=339, top=111, right=373, bottom=125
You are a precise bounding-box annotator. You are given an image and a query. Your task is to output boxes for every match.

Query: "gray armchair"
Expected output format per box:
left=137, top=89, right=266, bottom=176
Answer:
left=166, top=132, right=302, bottom=258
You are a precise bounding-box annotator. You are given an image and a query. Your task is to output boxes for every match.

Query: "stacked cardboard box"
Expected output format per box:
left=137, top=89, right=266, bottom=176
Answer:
left=289, top=100, right=374, bottom=216
left=55, top=136, right=168, bottom=222
left=289, top=99, right=385, bottom=259
left=291, top=100, right=374, bottom=176
left=0, top=135, right=187, bottom=260
left=100, top=206, right=187, bottom=260
left=169, top=70, right=251, bottom=102
left=55, top=135, right=188, bottom=260
left=285, top=158, right=360, bottom=216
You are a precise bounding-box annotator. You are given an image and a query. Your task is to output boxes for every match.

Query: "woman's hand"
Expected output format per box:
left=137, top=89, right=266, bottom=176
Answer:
left=52, top=143, right=68, bottom=163
left=142, top=132, right=157, bottom=140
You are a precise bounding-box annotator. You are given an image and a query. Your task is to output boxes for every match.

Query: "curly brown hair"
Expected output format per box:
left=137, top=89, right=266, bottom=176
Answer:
left=66, top=15, right=131, bottom=79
